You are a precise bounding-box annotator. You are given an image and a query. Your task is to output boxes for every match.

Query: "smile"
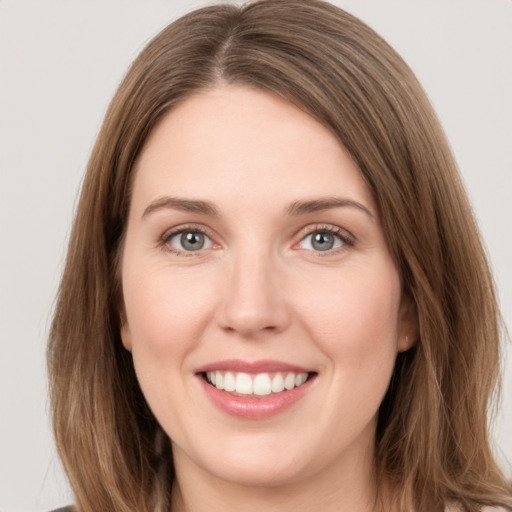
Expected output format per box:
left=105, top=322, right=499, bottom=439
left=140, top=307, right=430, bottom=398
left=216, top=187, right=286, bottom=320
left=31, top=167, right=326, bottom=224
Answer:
left=204, top=371, right=309, bottom=396
left=196, top=360, right=317, bottom=419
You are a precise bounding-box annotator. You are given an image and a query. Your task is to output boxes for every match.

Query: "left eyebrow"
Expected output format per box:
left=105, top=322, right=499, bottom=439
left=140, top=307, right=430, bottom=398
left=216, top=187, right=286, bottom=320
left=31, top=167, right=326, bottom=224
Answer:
left=142, top=196, right=219, bottom=218
left=286, top=197, right=375, bottom=219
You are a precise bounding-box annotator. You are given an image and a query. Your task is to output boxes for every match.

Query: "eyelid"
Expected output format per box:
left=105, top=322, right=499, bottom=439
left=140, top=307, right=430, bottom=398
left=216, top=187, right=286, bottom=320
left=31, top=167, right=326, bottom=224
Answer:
left=158, top=222, right=354, bottom=256
left=160, top=223, right=219, bottom=256
left=293, top=223, right=355, bottom=253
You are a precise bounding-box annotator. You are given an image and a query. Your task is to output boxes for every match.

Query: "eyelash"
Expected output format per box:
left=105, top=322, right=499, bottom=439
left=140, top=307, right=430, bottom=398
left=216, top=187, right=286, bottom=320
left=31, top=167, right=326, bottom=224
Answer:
left=160, top=224, right=214, bottom=257
left=159, top=223, right=355, bottom=256
left=295, top=224, right=355, bottom=256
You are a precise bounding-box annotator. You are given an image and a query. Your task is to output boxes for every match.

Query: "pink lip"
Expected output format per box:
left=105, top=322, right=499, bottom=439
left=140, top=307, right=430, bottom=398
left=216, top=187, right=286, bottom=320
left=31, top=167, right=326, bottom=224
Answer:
left=195, top=359, right=316, bottom=420
left=195, top=359, right=311, bottom=374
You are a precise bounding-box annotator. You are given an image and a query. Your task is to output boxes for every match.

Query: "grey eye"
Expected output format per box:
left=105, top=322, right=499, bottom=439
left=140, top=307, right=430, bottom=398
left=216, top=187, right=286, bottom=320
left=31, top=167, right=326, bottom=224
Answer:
left=181, top=232, right=205, bottom=251
left=311, top=233, right=335, bottom=251
left=299, top=231, right=343, bottom=252
left=169, top=231, right=211, bottom=252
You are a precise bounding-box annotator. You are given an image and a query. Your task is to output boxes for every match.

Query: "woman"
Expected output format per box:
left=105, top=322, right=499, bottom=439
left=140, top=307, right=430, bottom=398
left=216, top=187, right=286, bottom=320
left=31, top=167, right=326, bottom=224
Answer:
left=47, top=1, right=512, bottom=511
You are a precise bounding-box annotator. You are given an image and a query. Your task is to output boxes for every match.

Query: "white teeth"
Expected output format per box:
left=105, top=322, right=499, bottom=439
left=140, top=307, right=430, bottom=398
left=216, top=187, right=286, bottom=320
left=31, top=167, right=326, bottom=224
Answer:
left=271, top=373, right=285, bottom=393
left=223, top=371, right=235, bottom=392
left=215, top=371, right=224, bottom=390
left=207, top=371, right=309, bottom=396
left=235, top=373, right=253, bottom=394
left=295, top=373, right=308, bottom=386
left=253, top=373, right=272, bottom=396
left=284, top=373, right=296, bottom=390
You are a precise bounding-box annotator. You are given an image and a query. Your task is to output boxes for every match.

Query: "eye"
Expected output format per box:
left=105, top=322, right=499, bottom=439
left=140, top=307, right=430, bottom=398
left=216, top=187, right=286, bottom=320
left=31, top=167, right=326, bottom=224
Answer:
left=167, top=230, right=213, bottom=253
left=297, top=228, right=352, bottom=253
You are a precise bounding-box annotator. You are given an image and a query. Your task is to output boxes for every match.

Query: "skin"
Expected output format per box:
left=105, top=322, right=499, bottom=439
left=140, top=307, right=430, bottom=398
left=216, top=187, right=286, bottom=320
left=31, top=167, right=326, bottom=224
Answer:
left=120, top=85, right=416, bottom=512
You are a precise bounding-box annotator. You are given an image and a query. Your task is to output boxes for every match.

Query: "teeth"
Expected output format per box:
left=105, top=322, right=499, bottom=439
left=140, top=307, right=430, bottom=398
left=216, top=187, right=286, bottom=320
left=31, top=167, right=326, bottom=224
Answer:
left=206, top=371, right=309, bottom=396
left=284, top=373, right=295, bottom=390
left=235, top=373, right=253, bottom=394
left=295, top=373, right=308, bottom=386
left=253, top=373, right=272, bottom=396
left=215, top=371, right=224, bottom=390
left=271, top=373, right=285, bottom=393
left=223, top=372, right=235, bottom=392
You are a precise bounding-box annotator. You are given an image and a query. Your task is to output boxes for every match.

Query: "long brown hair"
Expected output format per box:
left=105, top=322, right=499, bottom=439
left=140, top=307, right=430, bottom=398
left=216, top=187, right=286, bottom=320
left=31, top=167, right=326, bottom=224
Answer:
left=48, top=1, right=511, bottom=510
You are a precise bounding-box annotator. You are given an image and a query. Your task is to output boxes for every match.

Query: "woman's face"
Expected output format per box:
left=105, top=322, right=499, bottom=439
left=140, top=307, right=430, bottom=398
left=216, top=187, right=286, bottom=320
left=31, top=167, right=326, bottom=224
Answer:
left=120, top=85, right=415, bottom=489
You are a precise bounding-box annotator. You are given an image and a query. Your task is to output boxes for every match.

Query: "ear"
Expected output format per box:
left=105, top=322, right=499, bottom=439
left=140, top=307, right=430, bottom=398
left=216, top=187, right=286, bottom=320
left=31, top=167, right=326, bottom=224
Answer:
left=397, top=293, right=418, bottom=352
left=119, top=308, right=133, bottom=352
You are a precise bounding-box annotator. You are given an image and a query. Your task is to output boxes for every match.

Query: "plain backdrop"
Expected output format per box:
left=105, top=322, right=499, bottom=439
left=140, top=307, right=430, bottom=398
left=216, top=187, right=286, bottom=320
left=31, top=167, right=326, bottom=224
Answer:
left=0, top=1, right=511, bottom=511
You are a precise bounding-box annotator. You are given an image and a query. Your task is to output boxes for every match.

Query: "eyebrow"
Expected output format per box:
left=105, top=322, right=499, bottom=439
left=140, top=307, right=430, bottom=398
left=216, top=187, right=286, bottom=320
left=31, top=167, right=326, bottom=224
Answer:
left=142, top=195, right=374, bottom=220
left=286, top=197, right=374, bottom=219
left=142, top=197, right=219, bottom=218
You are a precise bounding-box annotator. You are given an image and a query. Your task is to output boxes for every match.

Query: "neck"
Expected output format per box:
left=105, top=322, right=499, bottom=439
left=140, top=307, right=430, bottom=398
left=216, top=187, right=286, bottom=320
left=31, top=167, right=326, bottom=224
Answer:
left=170, top=440, right=390, bottom=512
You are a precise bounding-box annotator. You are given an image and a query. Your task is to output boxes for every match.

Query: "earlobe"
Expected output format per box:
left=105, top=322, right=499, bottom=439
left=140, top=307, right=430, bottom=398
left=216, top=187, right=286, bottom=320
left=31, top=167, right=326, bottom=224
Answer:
left=397, top=295, right=419, bottom=352
left=120, top=324, right=133, bottom=352
left=398, top=333, right=415, bottom=352
left=119, top=310, right=133, bottom=352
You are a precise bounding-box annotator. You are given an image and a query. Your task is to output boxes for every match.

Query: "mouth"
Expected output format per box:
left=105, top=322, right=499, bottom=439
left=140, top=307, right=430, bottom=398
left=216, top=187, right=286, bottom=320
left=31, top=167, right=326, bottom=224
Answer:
left=195, top=360, right=317, bottom=419
left=201, top=370, right=315, bottom=397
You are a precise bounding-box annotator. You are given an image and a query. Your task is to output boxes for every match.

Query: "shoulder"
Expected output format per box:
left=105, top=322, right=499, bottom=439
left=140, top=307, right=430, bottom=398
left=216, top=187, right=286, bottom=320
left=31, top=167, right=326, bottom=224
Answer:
left=48, top=507, right=74, bottom=512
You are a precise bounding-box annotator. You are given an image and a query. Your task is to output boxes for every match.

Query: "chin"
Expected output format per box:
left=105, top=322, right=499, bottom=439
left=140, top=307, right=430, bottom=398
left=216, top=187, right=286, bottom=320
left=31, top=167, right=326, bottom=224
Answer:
left=176, top=435, right=314, bottom=489
left=205, top=458, right=308, bottom=489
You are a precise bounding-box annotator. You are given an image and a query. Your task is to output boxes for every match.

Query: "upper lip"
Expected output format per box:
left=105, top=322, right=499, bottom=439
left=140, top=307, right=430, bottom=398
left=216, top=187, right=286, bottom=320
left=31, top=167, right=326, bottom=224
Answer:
left=195, top=359, right=312, bottom=374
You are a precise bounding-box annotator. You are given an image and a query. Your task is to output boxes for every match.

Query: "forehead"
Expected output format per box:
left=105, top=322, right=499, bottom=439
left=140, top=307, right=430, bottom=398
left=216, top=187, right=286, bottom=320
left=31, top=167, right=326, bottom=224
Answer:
left=132, top=85, right=376, bottom=216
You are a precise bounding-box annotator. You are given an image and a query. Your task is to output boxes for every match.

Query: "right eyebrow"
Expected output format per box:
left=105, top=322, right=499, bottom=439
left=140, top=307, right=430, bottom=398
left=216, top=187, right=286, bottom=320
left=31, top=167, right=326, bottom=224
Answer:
left=286, top=196, right=374, bottom=219
left=142, top=196, right=219, bottom=218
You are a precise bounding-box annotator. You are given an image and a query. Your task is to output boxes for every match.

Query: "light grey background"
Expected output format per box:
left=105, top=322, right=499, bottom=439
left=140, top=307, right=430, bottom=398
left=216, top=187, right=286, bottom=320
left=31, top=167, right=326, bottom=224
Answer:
left=0, top=1, right=510, bottom=511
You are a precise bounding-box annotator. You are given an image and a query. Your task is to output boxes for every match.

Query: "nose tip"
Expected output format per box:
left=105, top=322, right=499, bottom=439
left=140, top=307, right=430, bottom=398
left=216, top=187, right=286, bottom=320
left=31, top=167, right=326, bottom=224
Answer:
left=221, top=303, right=282, bottom=337
left=216, top=258, right=290, bottom=338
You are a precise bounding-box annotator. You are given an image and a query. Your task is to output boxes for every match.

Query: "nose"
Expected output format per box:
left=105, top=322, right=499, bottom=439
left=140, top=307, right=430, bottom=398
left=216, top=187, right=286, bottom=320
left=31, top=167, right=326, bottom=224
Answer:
left=216, top=250, right=290, bottom=338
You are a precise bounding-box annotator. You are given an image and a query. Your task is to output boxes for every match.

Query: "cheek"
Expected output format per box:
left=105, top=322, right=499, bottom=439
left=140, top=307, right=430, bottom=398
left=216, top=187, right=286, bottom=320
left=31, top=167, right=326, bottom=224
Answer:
left=293, top=262, right=402, bottom=369
left=120, top=260, right=221, bottom=430
left=121, top=259, right=218, bottom=358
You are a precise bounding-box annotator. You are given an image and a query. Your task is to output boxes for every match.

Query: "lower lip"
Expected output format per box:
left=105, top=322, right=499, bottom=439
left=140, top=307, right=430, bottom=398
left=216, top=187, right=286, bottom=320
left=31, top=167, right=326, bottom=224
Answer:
left=198, top=375, right=315, bottom=420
